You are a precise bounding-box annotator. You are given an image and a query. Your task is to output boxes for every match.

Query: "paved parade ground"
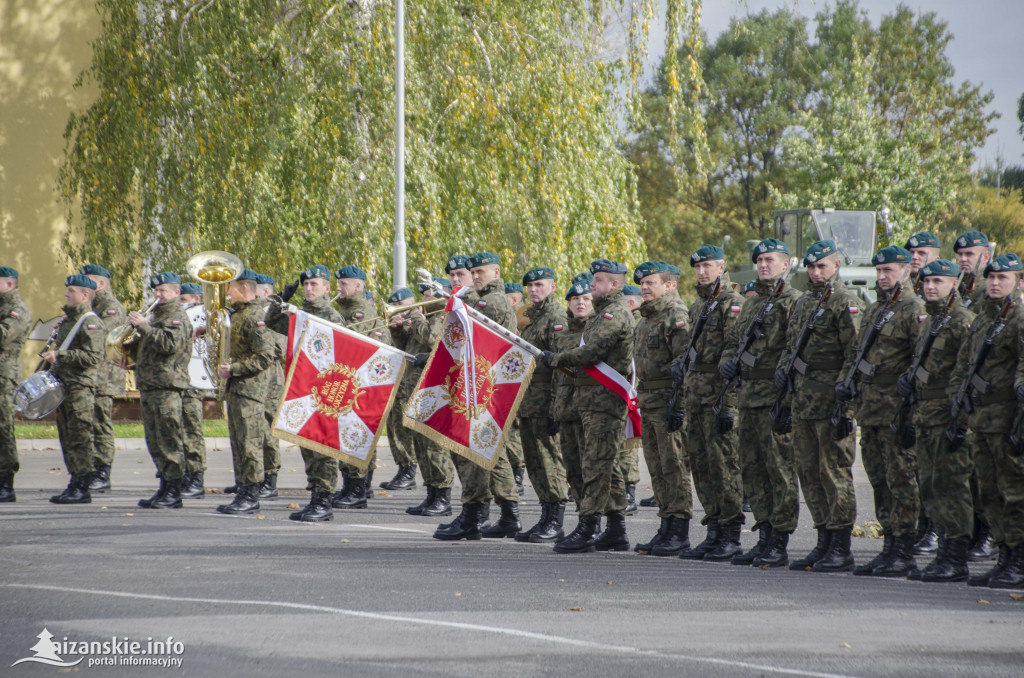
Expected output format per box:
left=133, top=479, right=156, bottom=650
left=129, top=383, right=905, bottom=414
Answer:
left=2, top=438, right=1021, bottom=677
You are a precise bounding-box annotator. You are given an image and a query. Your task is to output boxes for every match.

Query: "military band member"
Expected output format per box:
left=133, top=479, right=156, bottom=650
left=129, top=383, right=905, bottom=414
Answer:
left=132, top=272, right=192, bottom=509
left=382, top=287, right=420, bottom=491
left=178, top=281, right=208, bottom=498
left=0, top=267, right=32, bottom=502
left=619, top=283, right=644, bottom=514
left=554, top=280, right=594, bottom=514
left=254, top=273, right=284, bottom=498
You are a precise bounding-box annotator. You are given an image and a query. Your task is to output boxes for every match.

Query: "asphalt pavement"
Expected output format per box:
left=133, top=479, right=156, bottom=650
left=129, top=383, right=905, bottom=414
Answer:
left=1, top=437, right=1022, bottom=677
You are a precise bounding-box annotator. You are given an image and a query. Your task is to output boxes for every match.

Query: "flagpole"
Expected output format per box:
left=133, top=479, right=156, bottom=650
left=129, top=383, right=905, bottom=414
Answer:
left=392, top=0, right=407, bottom=292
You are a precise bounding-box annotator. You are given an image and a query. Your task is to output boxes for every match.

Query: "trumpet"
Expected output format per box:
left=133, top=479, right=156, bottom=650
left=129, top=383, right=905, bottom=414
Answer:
left=104, top=298, right=159, bottom=368
left=348, top=297, right=446, bottom=331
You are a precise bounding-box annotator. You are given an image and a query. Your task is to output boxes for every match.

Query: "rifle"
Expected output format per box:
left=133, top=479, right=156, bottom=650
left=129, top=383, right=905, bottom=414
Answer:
left=713, top=259, right=799, bottom=416
left=890, top=272, right=964, bottom=448
left=769, top=282, right=834, bottom=433
left=828, top=267, right=911, bottom=438
left=666, top=274, right=722, bottom=428
left=946, top=295, right=1015, bottom=445
left=960, top=271, right=977, bottom=308
left=1009, top=408, right=1024, bottom=456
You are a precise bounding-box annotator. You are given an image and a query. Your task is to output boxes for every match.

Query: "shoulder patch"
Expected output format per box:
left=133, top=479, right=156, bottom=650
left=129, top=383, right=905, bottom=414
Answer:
left=917, top=314, right=928, bottom=323
left=728, top=305, right=742, bottom=313
left=675, top=319, right=687, bottom=329
left=477, top=301, right=488, bottom=308
left=86, top=324, right=99, bottom=330
left=10, top=311, right=19, bottom=318
left=553, top=324, right=564, bottom=331
left=256, top=321, right=266, bottom=327
left=172, top=320, right=182, bottom=326
left=603, top=312, right=614, bottom=320
left=848, top=307, right=859, bottom=314
left=374, top=331, right=382, bottom=338
left=354, top=312, right=364, bottom=319
left=106, top=309, right=117, bottom=316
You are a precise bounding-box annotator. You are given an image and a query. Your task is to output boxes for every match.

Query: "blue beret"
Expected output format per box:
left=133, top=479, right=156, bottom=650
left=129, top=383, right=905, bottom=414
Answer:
left=565, top=280, right=591, bottom=299
left=905, top=232, right=940, bottom=250
left=0, top=266, right=17, bottom=279
left=803, top=240, right=837, bottom=265
left=365, top=290, right=373, bottom=300
left=665, top=263, right=681, bottom=275
left=690, top=245, right=724, bottom=266
left=65, top=273, right=97, bottom=290
left=299, top=265, right=331, bottom=282
left=984, top=253, right=1023, bottom=278
left=571, top=271, right=594, bottom=285
left=444, top=255, right=472, bottom=273
left=469, top=252, right=500, bottom=268
left=522, top=267, right=555, bottom=284
left=873, top=246, right=911, bottom=266
left=504, top=282, right=523, bottom=294
left=752, top=238, right=789, bottom=264
left=180, top=282, right=203, bottom=295
left=238, top=268, right=260, bottom=282
left=387, top=287, right=414, bottom=304
left=633, top=260, right=670, bottom=283
left=80, top=264, right=111, bottom=278
left=590, top=259, right=628, bottom=275
left=919, top=259, right=959, bottom=278
left=335, top=265, right=366, bottom=280
left=742, top=280, right=757, bottom=294
left=622, top=284, right=642, bottom=296
left=149, top=272, right=181, bottom=288
left=255, top=273, right=275, bottom=285
left=954, top=231, right=990, bottom=252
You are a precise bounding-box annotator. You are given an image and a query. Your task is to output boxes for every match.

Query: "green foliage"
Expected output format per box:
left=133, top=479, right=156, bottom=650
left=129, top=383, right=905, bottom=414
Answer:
left=936, top=185, right=1024, bottom=257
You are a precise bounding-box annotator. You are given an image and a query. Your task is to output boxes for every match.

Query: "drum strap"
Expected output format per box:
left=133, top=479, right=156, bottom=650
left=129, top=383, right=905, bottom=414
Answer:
left=59, top=312, right=99, bottom=351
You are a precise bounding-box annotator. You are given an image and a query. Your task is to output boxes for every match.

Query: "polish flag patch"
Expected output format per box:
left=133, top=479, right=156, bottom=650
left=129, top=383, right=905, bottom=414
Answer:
left=917, top=314, right=928, bottom=323
left=848, top=307, right=859, bottom=314
left=603, top=312, right=614, bottom=320
left=10, top=311, right=19, bottom=318
left=86, top=324, right=99, bottom=330
left=172, top=320, right=182, bottom=326
left=257, top=321, right=266, bottom=327
left=477, top=301, right=487, bottom=308
left=106, top=309, right=117, bottom=316
left=675, top=319, right=687, bottom=328
left=729, top=305, right=742, bottom=313
left=354, top=312, right=364, bottom=319
left=553, top=324, right=564, bottom=331
left=374, top=332, right=383, bottom=338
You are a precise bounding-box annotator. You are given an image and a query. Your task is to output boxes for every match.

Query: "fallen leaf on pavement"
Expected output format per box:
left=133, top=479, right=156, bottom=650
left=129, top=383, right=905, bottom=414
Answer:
left=1009, top=593, right=1023, bottom=601
left=287, top=502, right=301, bottom=509
left=839, top=642, right=851, bottom=649
left=851, top=525, right=865, bottom=538
left=977, top=599, right=990, bottom=604
left=569, top=607, right=584, bottom=612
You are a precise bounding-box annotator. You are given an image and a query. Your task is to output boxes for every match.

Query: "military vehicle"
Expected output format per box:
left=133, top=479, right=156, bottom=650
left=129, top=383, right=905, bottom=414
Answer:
left=731, top=207, right=893, bottom=304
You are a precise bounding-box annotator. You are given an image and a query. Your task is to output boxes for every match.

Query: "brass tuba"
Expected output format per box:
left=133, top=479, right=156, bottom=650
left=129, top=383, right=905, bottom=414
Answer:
left=186, top=250, right=244, bottom=394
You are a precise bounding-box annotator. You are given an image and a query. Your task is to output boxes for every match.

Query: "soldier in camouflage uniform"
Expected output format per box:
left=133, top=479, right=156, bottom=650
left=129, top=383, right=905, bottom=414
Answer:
left=79, top=264, right=126, bottom=494
left=45, top=275, right=104, bottom=503
left=434, top=252, right=522, bottom=540
left=619, top=284, right=643, bottom=514
left=0, top=267, right=32, bottom=502
left=834, top=246, right=926, bottom=577
left=954, top=253, right=1024, bottom=588
left=382, top=287, right=420, bottom=492
left=254, top=273, right=284, bottom=498
left=504, top=281, right=527, bottom=493
left=630, top=262, right=692, bottom=557
left=554, top=281, right=593, bottom=513
left=216, top=270, right=276, bottom=515
left=265, top=265, right=343, bottom=522
left=514, top=266, right=570, bottom=543
left=775, top=240, right=864, bottom=573
left=178, top=282, right=209, bottom=498
left=671, top=246, right=745, bottom=561
left=131, top=272, right=193, bottom=509
left=719, top=239, right=801, bottom=567
left=546, top=259, right=636, bottom=553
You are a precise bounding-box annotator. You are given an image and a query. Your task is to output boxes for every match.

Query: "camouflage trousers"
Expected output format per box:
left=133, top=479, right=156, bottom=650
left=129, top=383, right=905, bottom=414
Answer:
left=860, top=425, right=919, bottom=537
left=578, top=407, right=628, bottom=516
left=971, top=430, right=1024, bottom=548
left=57, top=385, right=95, bottom=477
left=519, top=416, right=569, bottom=504
left=618, top=444, right=640, bottom=485
left=302, top=448, right=338, bottom=495
left=227, top=393, right=267, bottom=487
left=262, top=372, right=282, bottom=474
left=182, top=389, right=207, bottom=475
left=414, top=430, right=454, bottom=489
left=916, top=425, right=973, bottom=541
left=559, top=419, right=584, bottom=511
left=506, top=418, right=524, bottom=468
left=454, top=445, right=517, bottom=505
left=386, top=383, right=417, bottom=468
left=0, top=379, right=18, bottom=476
left=792, top=417, right=857, bottom=530
left=91, top=394, right=116, bottom=467
left=685, top=406, right=743, bottom=526
left=340, top=449, right=376, bottom=481
left=640, top=406, right=692, bottom=519
left=738, top=406, right=798, bottom=533
left=140, top=388, right=185, bottom=482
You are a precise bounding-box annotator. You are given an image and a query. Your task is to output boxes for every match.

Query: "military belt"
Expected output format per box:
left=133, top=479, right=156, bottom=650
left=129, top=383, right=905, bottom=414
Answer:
left=744, top=368, right=775, bottom=380
left=691, top=363, right=719, bottom=374
left=864, top=373, right=899, bottom=386
left=977, top=388, right=1015, bottom=406
left=637, top=378, right=674, bottom=391
left=530, top=373, right=551, bottom=383
left=919, top=384, right=949, bottom=400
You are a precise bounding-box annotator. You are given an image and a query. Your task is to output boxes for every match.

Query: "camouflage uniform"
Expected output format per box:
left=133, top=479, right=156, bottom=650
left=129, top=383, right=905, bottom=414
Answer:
left=554, top=313, right=587, bottom=510
left=506, top=297, right=526, bottom=471
left=722, top=278, right=801, bottom=533
left=679, top=276, right=745, bottom=528
left=912, top=298, right=975, bottom=541
left=386, top=317, right=419, bottom=470
left=266, top=294, right=344, bottom=494
left=854, top=287, right=926, bottom=538
left=180, top=302, right=208, bottom=476
left=618, top=307, right=643, bottom=489
left=50, top=303, right=104, bottom=477
left=633, top=290, right=691, bottom=519
left=261, top=306, right=286, bottom=475
left=0, top=289, right=32, bottom=478
left=518, top=293, right=570, bottom=504
left=549, top=287, right=635, bottom=516
left=224, top=299, right=275, bottom=486
left=784, top=276, right=864, bottom=531
left=89, top=288, right=126, bottom=469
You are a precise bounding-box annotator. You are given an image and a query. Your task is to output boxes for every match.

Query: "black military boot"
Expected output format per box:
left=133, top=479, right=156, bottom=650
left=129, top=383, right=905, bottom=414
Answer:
left=624, top=483, right=638, bottom=515
left=0, top=474, right=15, bottom=502
left=908, top=537, right=938, bottom=581
left=180, top=471, right=205, bottom=498
left=553, top=514, right=601, bottom=553
left=218, top=484, right=260, bottom=515
left=406, top=487, right=435, bottom=515
left=652, top=518, right=691, bottom=557
left=433, top=502, right=483, bottom=541
left=303, top=491, right=335, bottom=522
left=138, top=478, right=166, bottom=508
left=968, top=518, right=997, bottom=561
left=811, top=527, right=855, bottom=572
left=988, top=544, right=1024, bottom=589
left=530, top=504, right=566, bottom=543
left=871, top=533, right=917, bottom=577
left=635, top=517, right=672, bottom=553
left=51, top=475, right=91, bottom=504
left=755, top=530, right=790, bottom=568
left=913, top=517, right=938, bottom=555
left=854, top=530, right=893, bottom=576
left=422, top=487, right=452, bottom=517
left=88, top=464, right=111, bottom=493
left=639, top=495, right=658, bottom=508
left=733, top=523, right=771, bottom=566
left=516, top=503, right=550, bottom=542
left=256, top=472, right=277, bottom=499
left=223, top=483, right=239, bottom=494
left=790, top=526, right=831, bottom=570
left=968, top=544, right=1010, bottom=587
left=381, top=464, right=417, bottom=490
left=331, top=475, right=353, bottom=507
left=147, top=477, right=183, bottom=509
left=679, top=518, right=719, bottom=560
left=593, top=511, right=630, bottom=551
left=334, top=477, right=368, bottom=509
left=704, top=522, right=743, bottom=561
left=482, top=501, right=521, bottom=538
left=922, top=538, right=969, bottom=583
left=513, top=466, right=526, bottom=496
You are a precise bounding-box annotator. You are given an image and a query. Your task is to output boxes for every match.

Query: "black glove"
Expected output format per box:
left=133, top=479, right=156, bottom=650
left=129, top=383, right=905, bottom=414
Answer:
left=670, top=361, right=685, bottom=384
left=834, top=382, right=855, bottom=403
left=716, top=410, right=734, bottom=435
left=834, top=416, right=853, bottom=440
left=666, top=406, right=685, bottom=432
left=719, top=359, right=739, bottom=381
left=1016, top=384, right=1024, bottom=403
left=540, top=351, right=553, bottom=368
left=413, top=353, right=428, bottom=368
left=773, top=368, right=789, bottom=392
left=281, top=278, right=301, bottom=303
left=896, top=373, right=915, bottom=398
left=547, top=417, right=560, bottom=437
left=946, top=425, right=967, bottom=451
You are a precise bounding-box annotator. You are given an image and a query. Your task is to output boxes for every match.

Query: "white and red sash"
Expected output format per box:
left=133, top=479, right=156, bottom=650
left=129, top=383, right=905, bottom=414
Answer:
left=579, top=336, right=641, bottom=441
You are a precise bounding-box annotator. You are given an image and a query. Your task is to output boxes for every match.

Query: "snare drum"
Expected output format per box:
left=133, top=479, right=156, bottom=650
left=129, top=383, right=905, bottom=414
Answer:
left=14, top=371, right=66, bottom=420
